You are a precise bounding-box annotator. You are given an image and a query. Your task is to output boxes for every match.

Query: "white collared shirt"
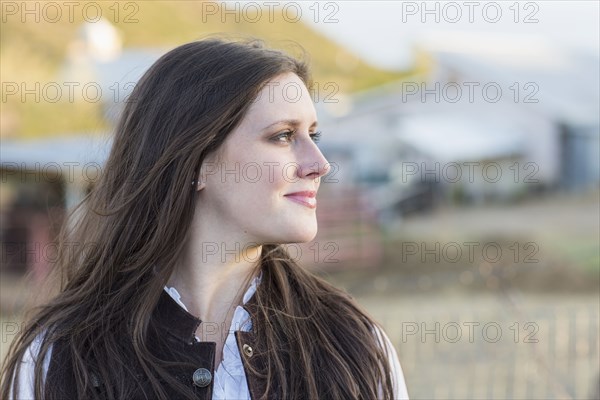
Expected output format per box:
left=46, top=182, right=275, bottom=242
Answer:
left=163, top=273, right=261, bottom=400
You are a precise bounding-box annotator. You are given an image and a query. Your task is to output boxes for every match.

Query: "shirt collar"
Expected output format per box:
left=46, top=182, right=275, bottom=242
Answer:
left=152, top=272, right=262, bottom=344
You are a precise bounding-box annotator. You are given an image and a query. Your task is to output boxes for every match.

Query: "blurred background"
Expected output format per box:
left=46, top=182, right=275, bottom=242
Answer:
left=1, top=1, right=598, bottom=399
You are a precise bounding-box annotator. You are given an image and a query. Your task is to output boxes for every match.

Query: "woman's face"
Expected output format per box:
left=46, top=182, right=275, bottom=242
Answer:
left=197, top=72, right=330, bottom=245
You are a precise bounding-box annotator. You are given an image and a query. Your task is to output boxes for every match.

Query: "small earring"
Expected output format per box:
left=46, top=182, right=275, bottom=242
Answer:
left=191, top=178, right=198, bottom=187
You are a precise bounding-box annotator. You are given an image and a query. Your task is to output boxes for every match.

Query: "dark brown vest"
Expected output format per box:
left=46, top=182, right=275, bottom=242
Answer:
left=44, top=290, right=272, bottom=399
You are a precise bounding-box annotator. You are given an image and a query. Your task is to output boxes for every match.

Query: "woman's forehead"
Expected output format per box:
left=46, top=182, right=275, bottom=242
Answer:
left=243, top=73, right=317, bottom=129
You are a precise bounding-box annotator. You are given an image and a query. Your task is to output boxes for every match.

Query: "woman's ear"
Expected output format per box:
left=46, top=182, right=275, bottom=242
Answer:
left=194, top=166, right=207, bottom=192
left=195, top=151, right=219, bottom=192
left=193, top=175, right=206, bottom=191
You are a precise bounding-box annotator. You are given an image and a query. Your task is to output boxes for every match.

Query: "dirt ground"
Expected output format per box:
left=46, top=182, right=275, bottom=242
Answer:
left=320, top=188, right=599, bottom=399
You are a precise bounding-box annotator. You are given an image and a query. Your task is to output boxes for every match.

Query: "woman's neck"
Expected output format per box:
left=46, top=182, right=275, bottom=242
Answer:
left=166, top=243, right=262, bottom=326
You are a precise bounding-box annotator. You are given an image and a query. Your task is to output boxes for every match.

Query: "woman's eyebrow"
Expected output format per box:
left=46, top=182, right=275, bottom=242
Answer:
left=261, top=119, right=318, bottom=131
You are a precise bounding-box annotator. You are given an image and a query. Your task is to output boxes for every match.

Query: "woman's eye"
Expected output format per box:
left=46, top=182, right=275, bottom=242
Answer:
left=273, top=131, right=295, bottom=143
left=310, top=131, right=322, bottom=143
left=272, top=130, right=322, bottom=144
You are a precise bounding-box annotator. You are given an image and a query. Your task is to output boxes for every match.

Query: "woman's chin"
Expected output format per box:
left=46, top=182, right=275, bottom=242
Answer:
left=277, top=227, right=318, bottom=244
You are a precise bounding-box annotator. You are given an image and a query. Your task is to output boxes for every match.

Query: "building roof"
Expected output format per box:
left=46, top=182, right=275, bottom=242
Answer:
left=1, top=134, right=112, bottom=173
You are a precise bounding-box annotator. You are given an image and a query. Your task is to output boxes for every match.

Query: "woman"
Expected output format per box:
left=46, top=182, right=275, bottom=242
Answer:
left=1, top=37, right=409, bottom=400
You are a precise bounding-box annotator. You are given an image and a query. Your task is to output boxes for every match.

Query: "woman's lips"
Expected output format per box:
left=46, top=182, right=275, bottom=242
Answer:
left=284, top=192, right=317, bottom=209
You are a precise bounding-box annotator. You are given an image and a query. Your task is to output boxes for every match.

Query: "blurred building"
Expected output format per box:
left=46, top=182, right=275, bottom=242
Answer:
left=1, top=19, right=160, bottom=277
left=317, top=32, right=599, bottom=225
left=61, top=18, right=163, bottom=124
left=1, top=135, right=111, bottom=277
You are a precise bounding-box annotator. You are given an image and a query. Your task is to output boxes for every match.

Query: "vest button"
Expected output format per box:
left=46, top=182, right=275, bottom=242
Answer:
left=242, top=344, right=253, bottom=357
left=192, top=368, right=212, bottom=387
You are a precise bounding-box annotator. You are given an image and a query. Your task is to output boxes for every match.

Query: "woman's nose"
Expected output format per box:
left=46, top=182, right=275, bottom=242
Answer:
left=298, top=142, right=331, bottom=180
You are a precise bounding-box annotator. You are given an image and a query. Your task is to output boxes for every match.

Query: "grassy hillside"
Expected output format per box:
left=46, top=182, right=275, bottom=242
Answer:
left=1, top=1, right=425, bottom=138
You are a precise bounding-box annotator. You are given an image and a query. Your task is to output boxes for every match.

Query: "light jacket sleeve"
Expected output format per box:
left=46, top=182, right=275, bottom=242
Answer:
left=374, top=325, right=410, bottom=400
left=9, top=333, right=52, bottom=400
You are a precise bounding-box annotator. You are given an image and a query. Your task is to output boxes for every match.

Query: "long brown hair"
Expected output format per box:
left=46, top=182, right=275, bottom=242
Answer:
left=1, top=36, right=395, bottom=400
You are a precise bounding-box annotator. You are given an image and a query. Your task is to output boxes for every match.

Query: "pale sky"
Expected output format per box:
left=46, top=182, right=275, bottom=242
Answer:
left=298, top=1, right=599, bottom=70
